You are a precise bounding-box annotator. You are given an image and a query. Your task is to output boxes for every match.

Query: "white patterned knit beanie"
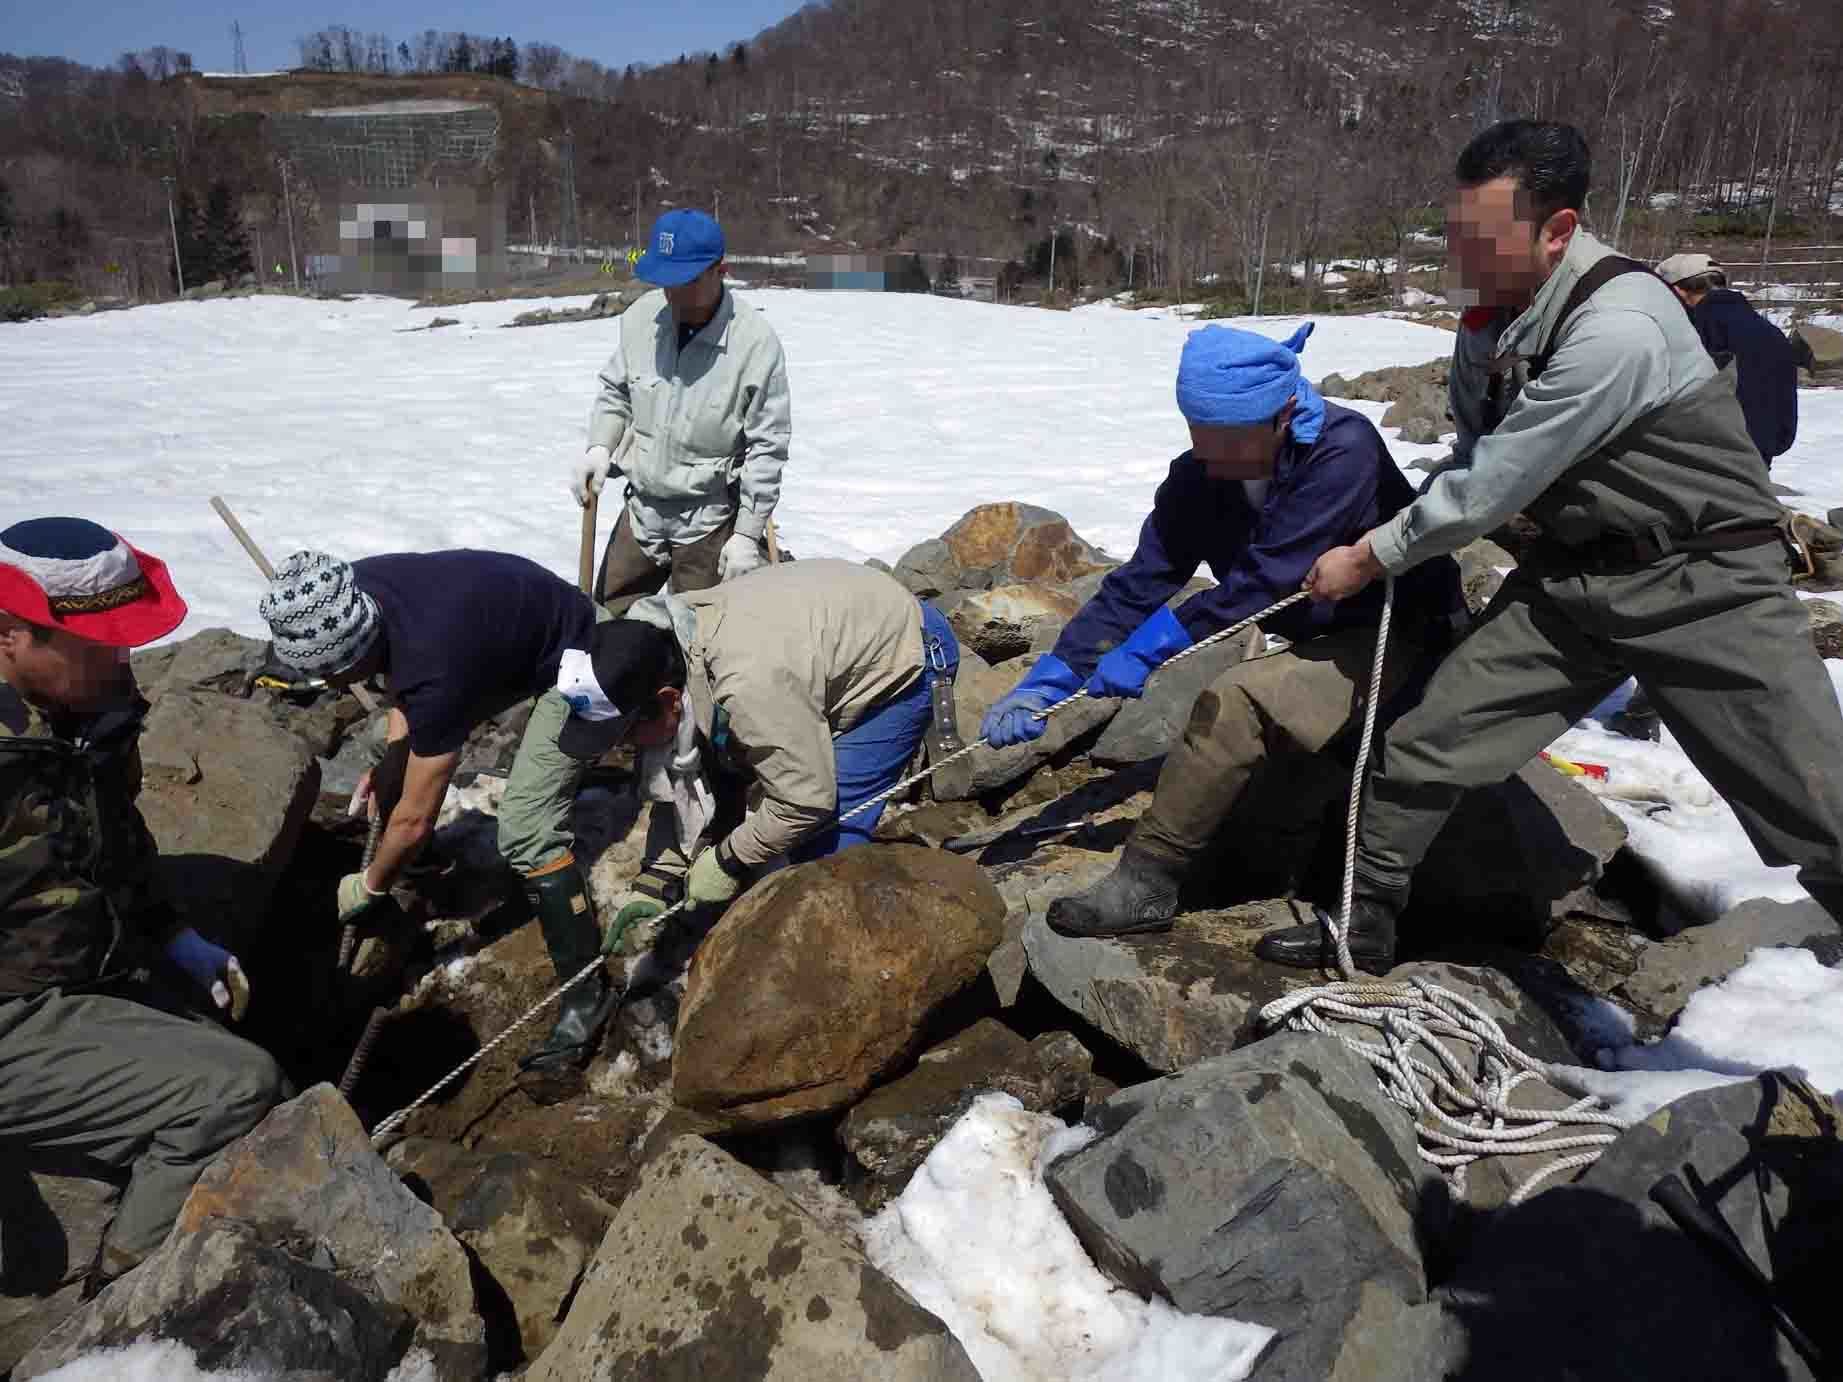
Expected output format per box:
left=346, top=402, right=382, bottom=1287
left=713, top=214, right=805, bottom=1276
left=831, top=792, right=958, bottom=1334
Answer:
left=259, top=551, right=381, bottom=676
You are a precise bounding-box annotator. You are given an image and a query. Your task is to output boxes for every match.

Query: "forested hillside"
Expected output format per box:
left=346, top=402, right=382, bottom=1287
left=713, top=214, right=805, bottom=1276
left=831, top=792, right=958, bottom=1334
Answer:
left=3, top=0, right=1840, bottom=305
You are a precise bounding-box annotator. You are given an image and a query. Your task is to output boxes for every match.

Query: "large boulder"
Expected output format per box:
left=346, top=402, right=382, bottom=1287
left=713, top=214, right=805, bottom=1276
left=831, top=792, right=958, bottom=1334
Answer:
left=1413, top=761, right=1627, bottom=940
left=1021, top=901, right=1325, bottom=1071
left=1318, top=358, right=1448, bottom=405
left=387, top=1140, right=616, bottom=1364
left=840, top=1019, right=1092, bottom=1207
left=15, top=1220, right=414, bottom=1382
left=1089, top=625, right=1262, bottom=767
left=1439, top=1073, right=1841, bottom=1380
left=136, top=689, right=320, bottom=944
left=1791, top=321, right=1842, bottom=380
left=944, top=653, right=1117, bottom=799
left=672, top=845, right=1007, bottom=1127
left=1616, top=896, right=1840, bottom=1027
left=937, top=583, right=1080, bottom=664
left=0, top=1171, right=117, bottom=1373
left=894, top=503, right=1113, bottom=598
left=525, top=1135, right=981, bottom=1382
left=1045, top=1032, right=1432, bottom=1382
left=175, top=1083, right=486, bottom=1378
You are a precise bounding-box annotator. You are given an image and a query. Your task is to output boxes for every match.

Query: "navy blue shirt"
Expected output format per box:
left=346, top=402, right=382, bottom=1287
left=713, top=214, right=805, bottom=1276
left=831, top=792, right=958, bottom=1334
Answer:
left=1688, top=289, right=1798, bottom=464
left=354, top=551, right=597, bottom=757
left=1053, top=402, right=1463, bottom=676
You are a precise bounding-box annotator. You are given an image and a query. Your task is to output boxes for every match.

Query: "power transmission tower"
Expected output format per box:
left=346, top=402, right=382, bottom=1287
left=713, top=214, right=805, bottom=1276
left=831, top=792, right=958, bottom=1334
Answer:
left=559, top=127, right=581, bottom=260
left=232, top=21, right=248, bottom=75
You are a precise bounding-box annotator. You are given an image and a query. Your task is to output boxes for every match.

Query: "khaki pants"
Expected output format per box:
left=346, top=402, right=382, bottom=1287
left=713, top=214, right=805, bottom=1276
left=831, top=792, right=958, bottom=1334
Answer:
left=1356, top=544, right=1843, bottom=920
left=598, top=505, right=742, bottom=616
left=0, top=983, right=285, bottom=1265
left=1135, top=624, right=1429, bottom=864
left=495, top=605, right=613, bottom=875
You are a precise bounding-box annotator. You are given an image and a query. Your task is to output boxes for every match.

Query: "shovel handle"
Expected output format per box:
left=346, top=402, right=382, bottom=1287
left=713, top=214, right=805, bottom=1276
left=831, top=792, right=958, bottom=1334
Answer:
left=579, top=491, right=599, bottom=596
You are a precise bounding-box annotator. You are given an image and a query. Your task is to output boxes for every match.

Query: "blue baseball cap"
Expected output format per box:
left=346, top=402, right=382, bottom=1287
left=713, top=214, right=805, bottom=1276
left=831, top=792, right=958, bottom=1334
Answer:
left=634, top=210, right=725, bottom=287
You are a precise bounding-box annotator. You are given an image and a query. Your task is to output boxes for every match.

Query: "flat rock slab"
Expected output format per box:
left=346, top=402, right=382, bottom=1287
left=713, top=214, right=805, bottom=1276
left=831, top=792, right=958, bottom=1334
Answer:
left=16, top=1220, right=414, bottom=1382
left=525, top=1135, right=980, bottom=1382
left=387, top=1139, right=616, bottom=1364
left=177, top=1083, right=485, bottom=1378
left=841, top=1019, right=1091, bottom=1208
left=0, top=1172, right=117, bottom=1372
left=1022, top=900, right=1323, bottom=1071
left=1089, top=627, right=1259, bottom=768
left=1617, top=896, right=1841, bottom=1025
left=137, top=689, right=320, bottom=943
left=1046, top=1032, right=1431, bottom=1382
left=1440, top=1073, right=1840, bottom=1381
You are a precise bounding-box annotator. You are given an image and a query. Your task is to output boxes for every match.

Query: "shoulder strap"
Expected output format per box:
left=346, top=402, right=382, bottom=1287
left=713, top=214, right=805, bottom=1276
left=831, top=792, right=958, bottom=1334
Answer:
left=1527, top=256, right=1656, bottom=379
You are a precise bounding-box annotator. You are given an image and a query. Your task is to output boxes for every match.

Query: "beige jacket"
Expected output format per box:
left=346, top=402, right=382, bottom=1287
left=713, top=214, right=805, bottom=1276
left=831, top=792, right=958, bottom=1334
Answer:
left=586, top=288, right=791, bottom=559
left=676, top=560, right=923, bottom=866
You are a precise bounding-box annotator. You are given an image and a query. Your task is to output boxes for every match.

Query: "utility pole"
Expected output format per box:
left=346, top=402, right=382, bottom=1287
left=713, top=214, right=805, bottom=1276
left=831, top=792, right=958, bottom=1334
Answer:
left=715, top=188, right=721, bottom=224
left=634, top=177, right=641, bottom=246
left=162, top=176, right=186, bottom=297
left=559, top=127, right=580, bottom=261
left=279, top=158, right=301, bottom=292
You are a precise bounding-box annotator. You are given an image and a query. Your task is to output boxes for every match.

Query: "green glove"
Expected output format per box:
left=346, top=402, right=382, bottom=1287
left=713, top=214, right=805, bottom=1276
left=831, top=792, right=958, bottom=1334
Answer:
left=604, top=898, right=664, bottom=956
left=686, top=841, right=748, bottom=907
left=337, top=871, right=388, bottom=925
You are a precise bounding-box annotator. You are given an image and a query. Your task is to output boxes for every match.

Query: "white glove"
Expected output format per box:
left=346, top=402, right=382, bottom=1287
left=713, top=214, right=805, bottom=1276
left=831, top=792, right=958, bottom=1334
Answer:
left=718, top=532, right=768, bottom=582
left=570, top=445, right=615, bottom=507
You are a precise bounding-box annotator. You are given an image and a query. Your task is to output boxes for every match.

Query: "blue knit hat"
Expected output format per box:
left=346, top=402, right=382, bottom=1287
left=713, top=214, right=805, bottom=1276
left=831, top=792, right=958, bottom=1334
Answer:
left=1176, top=322, right=1316, bottom=429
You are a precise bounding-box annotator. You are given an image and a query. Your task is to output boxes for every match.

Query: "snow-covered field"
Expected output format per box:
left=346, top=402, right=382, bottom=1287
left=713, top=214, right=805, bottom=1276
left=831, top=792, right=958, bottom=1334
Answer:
left=7, top=290, right=1841, bottom=1381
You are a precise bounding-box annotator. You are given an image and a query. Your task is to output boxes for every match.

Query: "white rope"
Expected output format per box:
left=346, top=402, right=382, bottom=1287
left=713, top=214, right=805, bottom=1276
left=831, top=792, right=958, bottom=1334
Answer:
left=1255, top=576, right=1632, bottom=1204
left=367, top=591, right=1313, bottom=1143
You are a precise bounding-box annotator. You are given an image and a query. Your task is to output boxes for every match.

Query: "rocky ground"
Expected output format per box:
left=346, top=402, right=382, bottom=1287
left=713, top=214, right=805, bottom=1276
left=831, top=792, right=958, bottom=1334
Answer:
left=4, top=502, right=1840, bottom=1381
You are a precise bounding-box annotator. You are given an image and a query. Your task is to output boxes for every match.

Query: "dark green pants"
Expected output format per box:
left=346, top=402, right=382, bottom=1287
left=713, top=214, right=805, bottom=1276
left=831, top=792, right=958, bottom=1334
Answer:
left=1356, top=543, right=1843, bottom=921
left=0, top=983, right=284, bottom=1267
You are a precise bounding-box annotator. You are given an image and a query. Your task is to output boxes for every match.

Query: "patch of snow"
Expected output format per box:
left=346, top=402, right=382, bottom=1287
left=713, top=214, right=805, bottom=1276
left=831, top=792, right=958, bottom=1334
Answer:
left=861, top=1093, right=1276, bottom=1382
left=1549, top=1064, right=1752, bottom=1123
left=1609, top=946, right=1843, bottom=1102
left=34, top=1342, right=270, bottom=1382
left=1547, top=668, right=1843, bottom=922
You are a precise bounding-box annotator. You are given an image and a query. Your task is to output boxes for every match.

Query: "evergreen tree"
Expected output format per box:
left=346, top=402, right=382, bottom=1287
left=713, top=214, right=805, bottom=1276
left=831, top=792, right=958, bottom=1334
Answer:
left=200, top=181, right=252, bottom=282
left=0, top=178, right=16, bottom=281
left=48, top=206, right=89, bottom=279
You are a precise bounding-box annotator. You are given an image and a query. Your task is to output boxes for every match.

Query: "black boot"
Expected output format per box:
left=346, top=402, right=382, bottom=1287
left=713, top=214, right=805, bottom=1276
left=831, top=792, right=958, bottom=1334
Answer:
left=1046, top=847, right=1184, bottom=938
left=516, top=855, right=618, bottom=1103
left=1253, top=896, right=1399, bottom=976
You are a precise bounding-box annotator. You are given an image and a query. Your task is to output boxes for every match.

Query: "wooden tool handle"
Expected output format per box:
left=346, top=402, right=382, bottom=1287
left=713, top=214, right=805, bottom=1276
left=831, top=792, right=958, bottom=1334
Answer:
left=579, top=491, right=600, bottom=596
left=210, top=495, right=379, bottom=713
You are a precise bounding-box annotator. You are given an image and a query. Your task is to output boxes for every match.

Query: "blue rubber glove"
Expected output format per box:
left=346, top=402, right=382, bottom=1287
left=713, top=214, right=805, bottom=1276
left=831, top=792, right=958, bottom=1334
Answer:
left=980, top=653, right=1082, bottom=748
left=166, top=927, right=251, bottom=1021
left=1084, top=606, right=1192, bottom=700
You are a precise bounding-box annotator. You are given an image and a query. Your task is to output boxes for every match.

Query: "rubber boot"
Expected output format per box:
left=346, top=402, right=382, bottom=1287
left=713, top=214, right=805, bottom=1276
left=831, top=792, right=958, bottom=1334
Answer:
left=1046, top=846, right=1184, bottom=938
left=516, top=854, right=617, bottom=1104
left=1254, top=895, right=1399, bottom=977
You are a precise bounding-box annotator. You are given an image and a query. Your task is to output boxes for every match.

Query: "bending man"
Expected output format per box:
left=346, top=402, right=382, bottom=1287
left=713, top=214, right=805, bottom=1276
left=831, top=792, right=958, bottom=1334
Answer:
left=1281, top=120, right=1843, bottom=975
left=981, top=325, right=1464, bottom=938
left=553, top=559, right=959, bottom=934
left=259, top=548, right=614, bottom=1088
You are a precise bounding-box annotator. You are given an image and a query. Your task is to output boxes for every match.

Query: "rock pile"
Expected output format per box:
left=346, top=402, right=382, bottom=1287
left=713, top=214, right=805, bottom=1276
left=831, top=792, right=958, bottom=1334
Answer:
left=1318, top=358, right=1451, bottom=443
left=11, top=502, right=1841, bottom=1382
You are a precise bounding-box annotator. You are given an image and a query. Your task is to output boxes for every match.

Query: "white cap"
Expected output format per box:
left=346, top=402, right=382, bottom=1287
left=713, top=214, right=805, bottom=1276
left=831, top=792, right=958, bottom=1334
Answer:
left=1655, top=252, right=1719, bottom=286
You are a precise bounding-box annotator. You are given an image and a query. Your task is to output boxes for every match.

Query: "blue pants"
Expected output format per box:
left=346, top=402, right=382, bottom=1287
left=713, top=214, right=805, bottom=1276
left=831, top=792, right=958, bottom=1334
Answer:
left=792, top=603, right=960, bottom=862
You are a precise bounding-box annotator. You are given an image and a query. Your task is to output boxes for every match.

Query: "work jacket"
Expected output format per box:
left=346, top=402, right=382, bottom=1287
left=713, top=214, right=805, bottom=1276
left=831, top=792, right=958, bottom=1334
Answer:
left=1688, top=289, right=1799, bottom=464
left=1374, top=231, right=1782, bottom=571
left=0, top=683, right=172, bottom=999
left=1054, top=402, right=1464, bottom=675
left=586, top=288, right=792, bottom=560
left=671, top=560, right=923, bottom=867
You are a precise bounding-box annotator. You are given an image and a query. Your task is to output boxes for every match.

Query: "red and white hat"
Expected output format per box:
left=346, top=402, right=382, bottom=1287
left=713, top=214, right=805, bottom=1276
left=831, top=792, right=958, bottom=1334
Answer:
left=0, top=517, right=187, bottom=648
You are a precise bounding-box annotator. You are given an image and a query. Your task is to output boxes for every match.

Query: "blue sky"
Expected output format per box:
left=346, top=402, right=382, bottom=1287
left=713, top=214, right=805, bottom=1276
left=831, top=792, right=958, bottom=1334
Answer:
left=9, top=0, right=812, bottom=73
